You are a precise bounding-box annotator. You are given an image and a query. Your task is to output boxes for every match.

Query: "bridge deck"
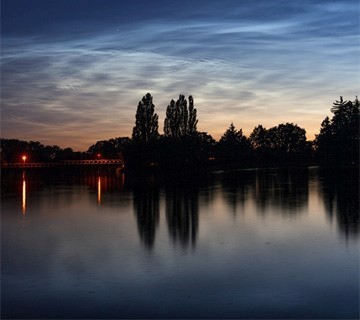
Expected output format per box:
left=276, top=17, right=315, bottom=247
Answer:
left=2, top=159, right=124, bottom=169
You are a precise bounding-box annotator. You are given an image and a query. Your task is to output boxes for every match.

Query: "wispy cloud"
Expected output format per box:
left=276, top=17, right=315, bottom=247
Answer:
left=1, top=0, right=359, bottom=149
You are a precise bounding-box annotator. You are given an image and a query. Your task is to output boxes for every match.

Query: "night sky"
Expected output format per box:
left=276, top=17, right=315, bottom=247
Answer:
left=1, top=0, right=359, bottom=150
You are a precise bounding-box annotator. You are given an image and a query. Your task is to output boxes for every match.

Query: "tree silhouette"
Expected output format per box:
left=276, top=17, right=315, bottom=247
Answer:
left=269, top=123, right=307, bottom=153
left=0, top=138, right=87, bottom=163
left=164, top=95, right=198, bottom=138
left=132, top=93, right=159, bottom=143
left=249, top=125, right=272, bottom=165
left=249, top=125, right=269, bottom=149
left=159, top=95, right=209, bottom=168
left=315, top=117, right=332, bottom=160
left=87, top=137, right=130, bottom=158
left=315, top=96, right=359, bottom=166
left=187, top=96, right=198, bottom=136
left=156, top=131, right=215, bottom=169
left=249, top=123, right=310, bottom=166
left=164, top=99, right=178, bottom=138
left=4, top=93, right=357, bottom=170
left=220, top=123, right=243, bottom=144
left=217, top=123, right=252, bottom=165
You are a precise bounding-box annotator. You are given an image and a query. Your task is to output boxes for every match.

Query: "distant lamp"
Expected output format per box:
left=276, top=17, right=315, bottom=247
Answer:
left=97, top=153, right=101, bottom=160
left=22, top=155, right=27, bottom=164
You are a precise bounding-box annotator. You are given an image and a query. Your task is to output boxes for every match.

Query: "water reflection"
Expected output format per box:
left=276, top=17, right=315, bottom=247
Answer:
left=319, top=168, right=359, bottom=238
left=22, top=171, right=26, bottom=215
left=219, top=168, right=309, bottom=216
left=165, top=181, right=199, bottom=248
left=2, top=167, right=359, bottom=319
left=132, top=177, right=160, bottom=249
left=82, top=172, right=125, bottom=205
left=9, top=170, right=129, bottom=216
left=97, top=176, right=101, bottom=204
left=8, top=167, right=359, bottom=248
left=253, top=168, right=309, bottom=215
left=83, top=173, right=125, bottom=192
left=221, top=170, right=255, bottom=214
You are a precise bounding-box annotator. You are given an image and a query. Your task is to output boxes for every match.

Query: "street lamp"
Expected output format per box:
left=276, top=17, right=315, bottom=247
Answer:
left=22, top=155, right=27, bottom=164
left=97, top=153, right=101, bottom=160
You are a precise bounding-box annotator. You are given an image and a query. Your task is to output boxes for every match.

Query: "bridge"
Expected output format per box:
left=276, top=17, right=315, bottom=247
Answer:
left=1, top=159, right=125, bottom=169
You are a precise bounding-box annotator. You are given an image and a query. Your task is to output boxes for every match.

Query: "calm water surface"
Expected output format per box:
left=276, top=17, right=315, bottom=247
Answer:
left=1, top=167, right=359, bottom=319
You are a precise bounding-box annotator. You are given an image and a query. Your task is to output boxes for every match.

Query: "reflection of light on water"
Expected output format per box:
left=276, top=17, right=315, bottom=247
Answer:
left=119, top=172, right=125, bottom=187
left=97, top=176, right=101, bottom=204
left=22, top=173, right=26, bottom=215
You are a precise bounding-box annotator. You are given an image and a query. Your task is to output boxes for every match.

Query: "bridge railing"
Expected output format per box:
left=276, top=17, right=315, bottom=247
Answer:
left=62, top=159, right=124, bottom=165
left=1, top=159, right=125, bottom=168
left=1, top=162, right=58, bottom=168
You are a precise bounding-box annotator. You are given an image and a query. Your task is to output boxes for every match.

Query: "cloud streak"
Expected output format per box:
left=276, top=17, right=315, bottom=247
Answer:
left=1, top=0, right=359, bottom=150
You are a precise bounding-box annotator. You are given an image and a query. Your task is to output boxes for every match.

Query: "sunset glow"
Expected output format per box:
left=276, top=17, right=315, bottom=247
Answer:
left=2, top=2, right=358, bottom=317
left=1, top=0, right=358, bottom=150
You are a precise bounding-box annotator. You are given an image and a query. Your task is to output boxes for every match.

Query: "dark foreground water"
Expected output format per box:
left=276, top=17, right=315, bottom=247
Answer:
left=1, top=167, right=359, bottom=319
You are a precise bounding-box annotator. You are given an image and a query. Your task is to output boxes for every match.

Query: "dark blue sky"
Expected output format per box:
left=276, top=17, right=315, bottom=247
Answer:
left=2, top=0, right=359, bottom=149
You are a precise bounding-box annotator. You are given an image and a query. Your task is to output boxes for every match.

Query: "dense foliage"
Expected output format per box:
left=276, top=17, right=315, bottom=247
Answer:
left=0, top=139, right=84, bottom=163
left=250, top=123, right=312, bottom=166
left=216, top=123, right=252, bottom=165
left=315, top=97, right=359, bottom=166
left=87, top=137, right=131, bottom=159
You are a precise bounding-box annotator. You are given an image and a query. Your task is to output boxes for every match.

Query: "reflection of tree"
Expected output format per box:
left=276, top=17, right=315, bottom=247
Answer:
left=253, top=168, right=308, bottom=214
left=83, top=173, right=125, bottom=193
left=319, top=169, right=359, bottom=238
left=133, top=181, right=160, bottom=250
left=221, top=170, right=255, bottom=214
left=165, top=181, right=199, bottom=248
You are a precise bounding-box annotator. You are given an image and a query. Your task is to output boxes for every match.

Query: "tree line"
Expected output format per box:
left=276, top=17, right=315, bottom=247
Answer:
left=1, top=94, right=358, bottom=169
left=125, top=93, right=358, bottom=169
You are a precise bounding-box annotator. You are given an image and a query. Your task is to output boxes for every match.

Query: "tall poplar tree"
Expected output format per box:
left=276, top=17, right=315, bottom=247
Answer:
left=132, top=93, right=159, bottom=143
left=164, top=95, right=198, bottom=138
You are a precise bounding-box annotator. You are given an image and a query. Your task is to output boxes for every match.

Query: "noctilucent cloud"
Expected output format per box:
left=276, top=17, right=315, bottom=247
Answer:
left=1, top=0, right=359, bottom=150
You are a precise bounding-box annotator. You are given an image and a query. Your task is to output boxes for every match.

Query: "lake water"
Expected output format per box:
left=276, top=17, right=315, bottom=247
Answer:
left=1, top=167, right=359, bottom=319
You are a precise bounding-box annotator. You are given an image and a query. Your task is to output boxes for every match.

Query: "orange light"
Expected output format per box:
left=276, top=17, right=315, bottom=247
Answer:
left=97, top=153, right=101, bottom=159
left=97, top=176, right=101, bottom=204
left=22, top=155, right=27, bottom=163
left=22, top=177, right=26, bottom=215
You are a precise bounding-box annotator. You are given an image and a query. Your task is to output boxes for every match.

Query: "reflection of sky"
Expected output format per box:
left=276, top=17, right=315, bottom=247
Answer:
left=2, top=169, right=359, bottom=318
left=1, top=0, right=359, bottom=150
